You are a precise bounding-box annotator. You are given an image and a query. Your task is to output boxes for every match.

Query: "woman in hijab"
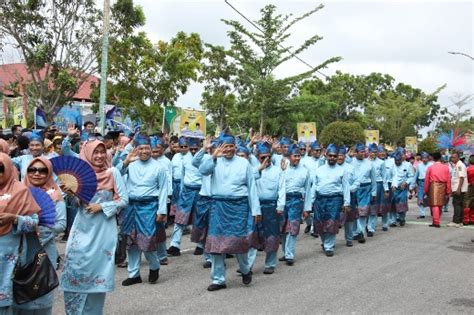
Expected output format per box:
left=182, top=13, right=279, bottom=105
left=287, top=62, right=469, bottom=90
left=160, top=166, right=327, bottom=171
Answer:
left=59, top=139, right=128, bottom=315
left=0, top=153, right=41, bottom=315
left=12, top=157, right=66, bottom=314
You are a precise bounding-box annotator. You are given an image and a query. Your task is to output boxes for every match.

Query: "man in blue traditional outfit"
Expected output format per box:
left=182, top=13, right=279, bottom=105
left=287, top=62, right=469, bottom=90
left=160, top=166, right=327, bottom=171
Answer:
left=388, top=149, right=415, bottom=227
left=272, top=137, right=291, bottom=166
left=248, top=141, right=286, bottom=274
left=301, top=141, right=325, bottom=236
left=337, top=147, right=360, bottom=247
left=168, top=137, right=203, bottom=256
left=11, top=132, right=47, bottom=180
left=191, top=138, right=217, bottom=268
left=368, top=143, right=388, bottom=236
left=199, top=133, right=261, bottom=291
left=279, top=144, right=312, bottom=265
left=413, top=152, right=432, bottom=219
left=170, top=137, right=187, bottom=220
left=351, top=144, right=376, bottom=243
left=150, top=136, right=173, bottom=265
left=120, top=135, right=168, bottom=286
left=311, top=144, right=350, bottom=256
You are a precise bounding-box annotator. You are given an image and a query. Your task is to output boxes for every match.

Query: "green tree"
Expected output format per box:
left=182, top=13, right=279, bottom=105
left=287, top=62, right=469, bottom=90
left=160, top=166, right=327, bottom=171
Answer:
left=0, top=0, right=144, bottom=123
left=100, top=29, right=203, bottom=132
left=319, top=121, right=365, bottom=146
left=199, top=44, right=237, bottom=131
left=435, top=93, right=473, bottom=134
left=418, top=137, right=438, bottom=154
left=221, top=4, right=341, bottom=134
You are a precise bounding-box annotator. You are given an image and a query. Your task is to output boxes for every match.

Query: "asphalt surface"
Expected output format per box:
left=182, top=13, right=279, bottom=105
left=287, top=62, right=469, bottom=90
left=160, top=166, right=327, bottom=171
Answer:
left=53, top=201, right=474, bottom=314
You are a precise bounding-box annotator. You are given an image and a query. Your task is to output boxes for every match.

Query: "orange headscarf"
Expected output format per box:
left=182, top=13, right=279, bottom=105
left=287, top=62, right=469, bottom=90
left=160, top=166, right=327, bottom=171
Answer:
left=0, top=139, right=9, bottom=154
left=24, top=157, right=63, bottom=202
left=0, top=153, right=41, bottom=236
left=79, top=140, right=117, bottom=193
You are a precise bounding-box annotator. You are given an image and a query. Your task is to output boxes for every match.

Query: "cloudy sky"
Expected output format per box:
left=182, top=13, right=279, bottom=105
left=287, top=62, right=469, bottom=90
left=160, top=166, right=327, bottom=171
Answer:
left=133, top=0, right=473, bottom=132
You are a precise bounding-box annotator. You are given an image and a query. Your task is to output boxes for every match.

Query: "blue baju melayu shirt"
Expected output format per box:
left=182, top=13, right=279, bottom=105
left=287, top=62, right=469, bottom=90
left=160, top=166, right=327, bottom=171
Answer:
left=254, top=164, right=286, bottom=211
left=351, top=158, right=377, bottom=197
left=284, top=163, right=313, bottom=211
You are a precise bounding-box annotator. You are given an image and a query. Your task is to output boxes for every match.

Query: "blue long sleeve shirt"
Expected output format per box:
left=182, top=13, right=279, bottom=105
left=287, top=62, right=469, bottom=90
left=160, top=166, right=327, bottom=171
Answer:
left=192, top=148, right=212, bottom=197
left=351, top=158, right=377, bottom=197
left=311, top=163, right=351, bottom=207
left=284, top=163, right=313, bottom=211
left=254, top=164, right=286, bottom=211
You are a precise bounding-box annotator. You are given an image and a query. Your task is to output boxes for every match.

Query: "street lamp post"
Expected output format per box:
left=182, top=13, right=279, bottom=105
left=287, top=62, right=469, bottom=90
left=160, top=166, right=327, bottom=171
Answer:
left=99, top=0, right=111, bottom=135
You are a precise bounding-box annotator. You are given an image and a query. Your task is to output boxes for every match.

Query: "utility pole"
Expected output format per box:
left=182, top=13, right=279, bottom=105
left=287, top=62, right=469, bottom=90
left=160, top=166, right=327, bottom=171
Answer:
left=99, top=0, right=111, bottom=134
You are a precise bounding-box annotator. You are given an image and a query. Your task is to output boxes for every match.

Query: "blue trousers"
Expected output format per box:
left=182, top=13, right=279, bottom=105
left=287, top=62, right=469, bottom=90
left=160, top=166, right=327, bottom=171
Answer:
left=381, top=213, right=389, bottom=229
left=356, top=216, right=368, bottom=235
left=344, top=222, right=353, bottom=241
left=389, top=212, right=397, bottom=225
left=368, top=214, right=377, bottom=232
left=418, top=205, right=426, bottom=216
left=248, top=248, right=277, bottom=269
left=320, top=233, right=336, bottom=251
left=210, top=253, right=250, bottom=285
left=156, top=242, right=167, bottom=261
left=281, top=233, right=298, bottom=260
left=127, top=246, right=160, bottom=278
left=197, top=242, right=212, bottom=263
left=169, top=223, right=185, bottom=248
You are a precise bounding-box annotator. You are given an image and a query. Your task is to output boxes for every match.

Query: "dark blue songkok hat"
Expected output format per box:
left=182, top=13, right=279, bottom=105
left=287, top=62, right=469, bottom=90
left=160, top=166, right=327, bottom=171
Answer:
left=326, top=143, right=338, bottom=155
left=369, top=143, right=378, bottom=153
left=150, top=136, right=165, bottom=149
left=287, top=144, right=300, bottom=156
left=421, top=151, right=429, bottom=159
left=256, top=141, right=272, bottom=155
left=188, top=137, right=201, bottom=148
left=377, top=144, right=385, bottom=153
left=134, top=134, right=150, bottom=146
left=338, top=146, right=347, bottom=155
left=279, top=137, right=291, bottom=146
left=178, top=137, right=188, bottom=146
left=217, top=133, right=235, bottom=145
left=355, top=143, right=366, bottom=152
left=236, top=145, right=250, bottom=156
left=29, top=131, right=43, bottom=143
left=310, top=141, right=321, bottom=150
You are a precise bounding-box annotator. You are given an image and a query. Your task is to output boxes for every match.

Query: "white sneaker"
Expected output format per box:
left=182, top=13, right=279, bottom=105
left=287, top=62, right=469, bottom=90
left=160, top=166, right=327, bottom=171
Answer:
left=458, top=223, right=463, bottom=228
left=446, top=222, right=459, bottom=227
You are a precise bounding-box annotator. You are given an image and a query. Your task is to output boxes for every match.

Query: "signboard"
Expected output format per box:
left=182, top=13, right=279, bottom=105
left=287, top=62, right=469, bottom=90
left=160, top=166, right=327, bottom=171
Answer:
left=164, top=106, right=206, bottom=138
left=405, top=136, right=418, bottom=153
left=1, top=98, right=7, bottom=129
left=11, top=97, right=27, bottom=128
left=297, top=122, right=317, bottom=143
left=364, top=129, right=379, bottom=146
left=54, top=104, right=83, bottom=132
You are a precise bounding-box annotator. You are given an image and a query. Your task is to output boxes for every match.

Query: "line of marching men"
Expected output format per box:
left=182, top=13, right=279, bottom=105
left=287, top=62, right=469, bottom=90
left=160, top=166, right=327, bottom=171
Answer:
left=113, top=134, right=417, bottom=293
left=0, top=131, right=418, bottom=315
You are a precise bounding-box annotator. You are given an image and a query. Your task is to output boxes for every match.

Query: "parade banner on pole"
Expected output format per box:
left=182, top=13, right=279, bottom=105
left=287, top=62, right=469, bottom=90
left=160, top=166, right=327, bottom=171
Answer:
left=54, top=104, right=83, bottom=132
left=405, top=136, right=418, bottom=153
left=164, top=106, right=206, bottom=138
left=364, top=129, right=379, bottom=146
left=11, top=97, right=27, bottom=128
left=297, top=122, right=317, bottom=143
left=1, top=97, right=7, bottom=129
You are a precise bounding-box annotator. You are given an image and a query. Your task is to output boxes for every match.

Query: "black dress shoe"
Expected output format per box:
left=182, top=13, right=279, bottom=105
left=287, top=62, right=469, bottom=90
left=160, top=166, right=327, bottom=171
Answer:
left=311, top=232, right=319, bottom=238
left=203, top=261, right=212, bottom=269
left=382, top=227, right=388, bottom=231
left=263, top=267, right=275, bottom=274
left=417, top=216, right=425, bottom=219
left=358, top=236, right=366, bottom=244
left=160, top=258, right=168, bottom=265
left=304, top=225, right=311, bottom=233
left=346, top=241, right=353, bottom=247
left=400, top=220, right=406, bottom=227
left=278, top=256, right=287, bottom=262
left=367, top=231, right=374, bottom=237
left=193, top=247, right=204, bottom=255
left=122, top=277, right=142, bottom=286
left=167, top=246, right=181, bottom=256
left=429, top=224, right=440, bottom=228
left=207, top=283, right=227, bottom=291
left=389, top=223, right=397, bottom=227
left=148, top=269, right=159, bottom=284
left=325, top=251, right=334, bottom=257
left=117, top=261, right=128, bottom=268
left=353, top=233, right=361, bottom=241
left=242, top=271, right=253, bottom=285
left=225, top=254, right=234, bottom=259
left=286, top=259, right=294, bottom=266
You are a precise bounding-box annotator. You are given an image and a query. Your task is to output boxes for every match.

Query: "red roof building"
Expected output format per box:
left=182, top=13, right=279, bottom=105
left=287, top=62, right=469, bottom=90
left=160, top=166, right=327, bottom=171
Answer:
left=0, top=63, right=98, bottom=101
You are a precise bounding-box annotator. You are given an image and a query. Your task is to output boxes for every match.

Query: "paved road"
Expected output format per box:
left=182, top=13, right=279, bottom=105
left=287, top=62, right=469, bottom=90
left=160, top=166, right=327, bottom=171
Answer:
left=53, top=202, right=474, bottom=314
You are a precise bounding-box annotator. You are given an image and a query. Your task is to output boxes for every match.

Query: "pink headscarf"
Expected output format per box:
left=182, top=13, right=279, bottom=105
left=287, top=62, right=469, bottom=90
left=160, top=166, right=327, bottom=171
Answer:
left=79, top=140, right=117, bottom=193
left=24, top=157, right=63, bottom=202
left=0, top=153, right=41, bottom=236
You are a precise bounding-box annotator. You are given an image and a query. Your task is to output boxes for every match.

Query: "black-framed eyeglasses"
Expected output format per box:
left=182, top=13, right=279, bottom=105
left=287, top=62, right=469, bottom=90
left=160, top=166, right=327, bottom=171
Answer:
left=190, top=147, right=199, bottom=151
left=327, top=154, right=338, bottom=158
left=180, top=145, right=188, bottom=148
left=291, top=155, right=301, bottom=158
left=27, top=167, right=49, bottom=175
left=258, top=155, right=271, bottom=161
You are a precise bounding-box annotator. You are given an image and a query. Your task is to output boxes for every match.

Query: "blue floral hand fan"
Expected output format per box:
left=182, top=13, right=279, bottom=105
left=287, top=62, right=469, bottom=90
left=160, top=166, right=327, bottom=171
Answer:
left=29, top=187, right=56, bottom=227
left=50, top=156, right=97, bottom=203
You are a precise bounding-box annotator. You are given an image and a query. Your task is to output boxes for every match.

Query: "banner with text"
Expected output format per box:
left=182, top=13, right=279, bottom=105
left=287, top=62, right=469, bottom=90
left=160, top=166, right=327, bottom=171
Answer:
left=405, top=136, right=418, bottom=153
left=297, top=122, right=317, bottom=143
left=164, top=106, right=206, bottom=138
left=364, top=129, right=379, bottom=146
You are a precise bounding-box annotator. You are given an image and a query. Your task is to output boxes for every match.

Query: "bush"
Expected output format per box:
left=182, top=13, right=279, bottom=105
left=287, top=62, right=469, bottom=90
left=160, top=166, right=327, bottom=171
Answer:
left=319, top=121, right=365, bottom=146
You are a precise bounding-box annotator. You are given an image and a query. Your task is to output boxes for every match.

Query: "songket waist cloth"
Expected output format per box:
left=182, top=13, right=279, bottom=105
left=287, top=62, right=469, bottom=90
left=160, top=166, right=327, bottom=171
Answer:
left=205, top=196, right=253, bottom=254
left=314, top=193, right=343, bottom=234
left=121, top=197, right=164, bottom=252
left=282, top=193, right=304, bottom=236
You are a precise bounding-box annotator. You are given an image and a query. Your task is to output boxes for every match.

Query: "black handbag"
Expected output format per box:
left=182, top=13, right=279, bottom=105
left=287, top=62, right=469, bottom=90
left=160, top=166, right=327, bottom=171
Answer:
left=12, top=235, right=59, bottom=304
